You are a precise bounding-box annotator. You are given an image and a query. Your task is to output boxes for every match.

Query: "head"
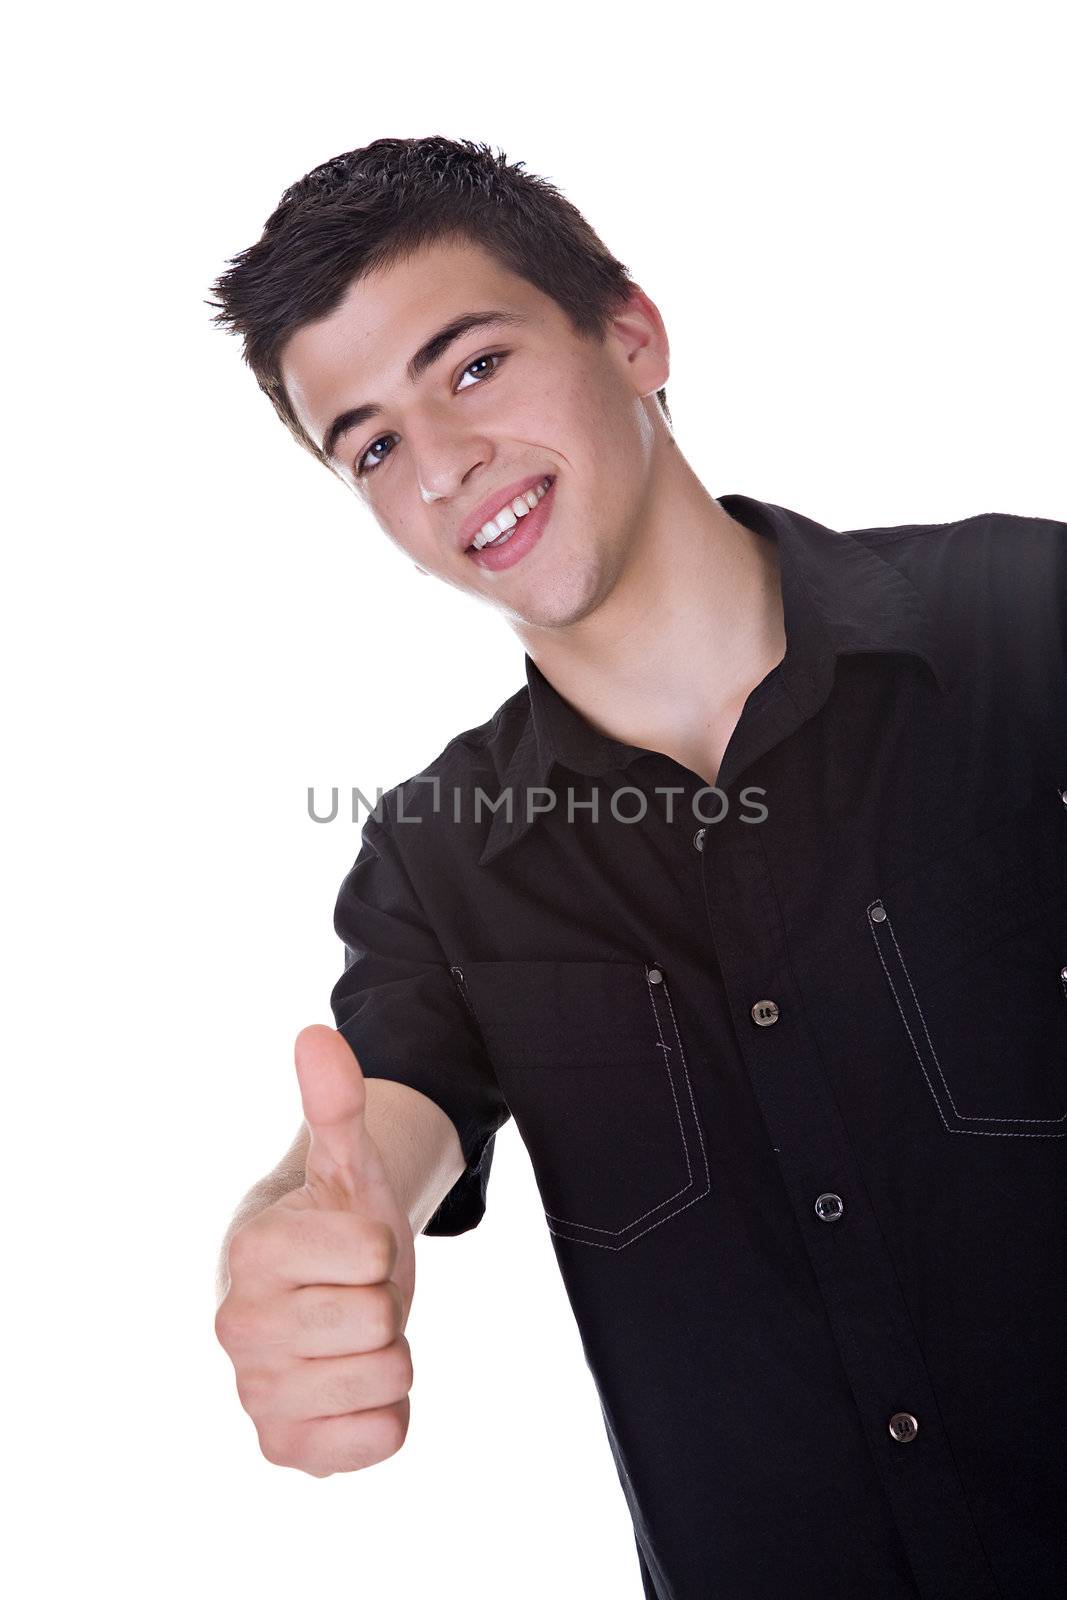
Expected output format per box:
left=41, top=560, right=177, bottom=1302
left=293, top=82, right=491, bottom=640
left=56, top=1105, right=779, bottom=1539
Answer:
left=209, top=136, right=674, bottom=633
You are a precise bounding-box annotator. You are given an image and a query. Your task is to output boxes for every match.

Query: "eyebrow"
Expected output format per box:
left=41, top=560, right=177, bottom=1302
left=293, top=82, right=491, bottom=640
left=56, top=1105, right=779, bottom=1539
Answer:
left=320, top=309, right=531, bottom=465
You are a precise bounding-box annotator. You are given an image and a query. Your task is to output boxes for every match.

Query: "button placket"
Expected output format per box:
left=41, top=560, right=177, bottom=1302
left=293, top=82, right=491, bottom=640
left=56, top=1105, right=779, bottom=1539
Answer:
left=702, top=849, right=999, bottom=1591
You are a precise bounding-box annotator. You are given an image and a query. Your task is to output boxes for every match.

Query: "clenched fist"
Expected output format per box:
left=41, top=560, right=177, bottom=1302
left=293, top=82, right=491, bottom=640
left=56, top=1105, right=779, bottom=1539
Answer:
left=215, top=1025, right=417, bottom=1477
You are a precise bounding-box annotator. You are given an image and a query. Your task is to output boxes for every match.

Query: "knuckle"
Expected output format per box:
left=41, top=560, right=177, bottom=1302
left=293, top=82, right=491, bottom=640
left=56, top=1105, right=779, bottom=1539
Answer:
left=215, top=1298, right=258, bottom=1353
left=257, top=1425, right=298, bottom=1469
left=386, top=1280, right=405, bottom=1336
left=378, top=1399, right=410, bottom=1459
left=309, top=1353, right=392, bottom=1417
left=288, top=1424, right=353, bottom=1478
left=315, top=1408, right=406, bottom=1474
left=367, top=1220, right=398, bottom=1280
left=235, top=1366, right=276, bottom=1414
left=375, top=1344, right=413, bottom=1405
left=366, top=1284, right=400, bottom=1347
left=225, top=1223, right=263, bottom=1276
left=312, top=1368, right=361, bottom=1416
left=214, top=1301, right=235, bottom=1347
left=294, top=1292, right=344, bottom=1333
left=392, top=1336, right=414, bottom=1395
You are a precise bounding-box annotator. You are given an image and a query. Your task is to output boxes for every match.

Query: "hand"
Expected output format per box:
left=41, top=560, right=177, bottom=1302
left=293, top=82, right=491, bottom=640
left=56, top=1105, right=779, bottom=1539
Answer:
left=215, top=1025, right=417, bottom=1476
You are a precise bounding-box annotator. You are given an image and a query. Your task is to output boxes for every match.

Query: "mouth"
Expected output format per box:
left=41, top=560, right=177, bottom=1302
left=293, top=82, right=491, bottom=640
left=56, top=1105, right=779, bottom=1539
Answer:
left=464, top=475, right=556, bottom=570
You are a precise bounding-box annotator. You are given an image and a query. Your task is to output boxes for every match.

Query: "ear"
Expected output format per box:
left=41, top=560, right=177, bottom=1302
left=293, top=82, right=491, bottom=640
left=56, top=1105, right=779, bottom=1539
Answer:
left=607, top=283, right=670, bottom=399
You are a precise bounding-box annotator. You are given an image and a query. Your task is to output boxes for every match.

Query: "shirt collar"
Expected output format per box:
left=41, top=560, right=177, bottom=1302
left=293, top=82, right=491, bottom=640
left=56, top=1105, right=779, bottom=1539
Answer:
left=478, top=493, right=953, bottom=867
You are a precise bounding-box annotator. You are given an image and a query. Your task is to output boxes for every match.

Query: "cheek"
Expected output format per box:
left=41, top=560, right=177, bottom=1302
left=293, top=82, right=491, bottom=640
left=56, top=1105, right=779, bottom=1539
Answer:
left=369, top=483, right=422, bottom=550
left=564, top=361, right=640, bottom=464
left=376, top=508, right=424, bottom=562
left=512, top=356, right=593, bottom=435
left=555, top=363, right=607, bottom=428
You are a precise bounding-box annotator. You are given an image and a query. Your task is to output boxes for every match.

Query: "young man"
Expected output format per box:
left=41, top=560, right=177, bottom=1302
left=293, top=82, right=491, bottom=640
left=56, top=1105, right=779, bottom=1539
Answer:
left=211, top=137, right=1067, bottom=1600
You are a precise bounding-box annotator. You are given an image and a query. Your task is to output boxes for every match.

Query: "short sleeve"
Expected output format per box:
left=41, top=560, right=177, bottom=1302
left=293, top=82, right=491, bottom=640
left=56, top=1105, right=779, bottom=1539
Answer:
left=329, top=801, right=511, bottom=1236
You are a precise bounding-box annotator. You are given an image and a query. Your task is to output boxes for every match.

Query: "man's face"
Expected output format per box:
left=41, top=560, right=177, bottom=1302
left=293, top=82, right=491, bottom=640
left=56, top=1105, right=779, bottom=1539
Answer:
left=281, top=236, right=669, bottom=632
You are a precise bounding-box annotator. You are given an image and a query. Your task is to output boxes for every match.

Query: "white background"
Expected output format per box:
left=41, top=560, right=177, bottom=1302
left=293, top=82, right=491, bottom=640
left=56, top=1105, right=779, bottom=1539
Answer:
left=5, top=2, right=1064, bottom=1595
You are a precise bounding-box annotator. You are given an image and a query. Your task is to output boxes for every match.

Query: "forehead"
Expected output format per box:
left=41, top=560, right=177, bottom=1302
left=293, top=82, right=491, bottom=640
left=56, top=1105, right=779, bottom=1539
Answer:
left=280, top=237, right=551, bottom=447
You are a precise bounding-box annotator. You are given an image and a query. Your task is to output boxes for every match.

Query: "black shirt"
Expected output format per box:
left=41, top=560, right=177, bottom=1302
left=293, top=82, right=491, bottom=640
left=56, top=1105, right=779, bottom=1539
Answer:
left=330, top=493, right=1067, bottom=1600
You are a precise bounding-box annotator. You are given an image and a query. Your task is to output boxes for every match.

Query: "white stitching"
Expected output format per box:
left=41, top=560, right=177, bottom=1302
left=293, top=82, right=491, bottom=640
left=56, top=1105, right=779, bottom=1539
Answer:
left=884, top=902, right=1067, bottom=1124
left=661, top=976, right=713, bottom=1196
left=544, top=966, right=702, bottom=1234
left=866, top=899, right=1067, bottom=1137
left=545, top=966, right=712, bottom=1247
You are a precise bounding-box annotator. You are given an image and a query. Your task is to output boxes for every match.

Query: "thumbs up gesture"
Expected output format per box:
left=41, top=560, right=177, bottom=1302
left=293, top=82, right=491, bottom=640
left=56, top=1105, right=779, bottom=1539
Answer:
left=215, top=1026, right=416, bottom=1477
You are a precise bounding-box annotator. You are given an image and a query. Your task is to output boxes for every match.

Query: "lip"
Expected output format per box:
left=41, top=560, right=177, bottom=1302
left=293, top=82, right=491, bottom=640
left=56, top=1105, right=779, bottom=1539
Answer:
left=465, top=476, right=557, bottom=571
left=457, top=472, right=555, bottom=553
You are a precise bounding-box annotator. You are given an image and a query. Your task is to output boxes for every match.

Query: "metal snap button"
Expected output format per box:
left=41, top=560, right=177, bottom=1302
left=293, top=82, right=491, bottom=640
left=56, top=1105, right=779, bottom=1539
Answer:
left=751, top=999, right=779, bottom=1026
left=869, top=903, right=886, bottom=924
left=814, top=1192, right=844, bottom=1222
left=693, top=827, right=706, bottom=851
left=647, top=967, right=664, bottom=984
left=888, top=1412, right=919, bottom=1444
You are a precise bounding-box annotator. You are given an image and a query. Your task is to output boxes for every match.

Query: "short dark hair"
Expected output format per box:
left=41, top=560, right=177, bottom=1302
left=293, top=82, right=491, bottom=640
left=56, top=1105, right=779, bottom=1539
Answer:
left=207, top=135, right=670, bottom=465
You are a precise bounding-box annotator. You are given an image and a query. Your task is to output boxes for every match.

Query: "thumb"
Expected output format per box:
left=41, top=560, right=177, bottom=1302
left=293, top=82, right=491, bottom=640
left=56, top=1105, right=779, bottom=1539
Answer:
left=293, top=1023, right=376, bottom=1210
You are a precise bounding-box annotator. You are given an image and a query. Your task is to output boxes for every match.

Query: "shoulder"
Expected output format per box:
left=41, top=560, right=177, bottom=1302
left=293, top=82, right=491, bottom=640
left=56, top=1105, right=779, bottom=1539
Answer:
left=847, top=507, right=1064, bottom=552
left=844, top=509, right=1065, bottom=713
left=847, top=507, right=1065, bottom=621
left=847, top=507, right=1065, bottom=570
left=366, top=679, right=531, bottom=837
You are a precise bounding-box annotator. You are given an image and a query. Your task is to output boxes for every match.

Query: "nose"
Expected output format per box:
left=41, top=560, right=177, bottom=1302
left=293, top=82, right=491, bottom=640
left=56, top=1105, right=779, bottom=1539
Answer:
left=420, top=484, right=445, bottom=504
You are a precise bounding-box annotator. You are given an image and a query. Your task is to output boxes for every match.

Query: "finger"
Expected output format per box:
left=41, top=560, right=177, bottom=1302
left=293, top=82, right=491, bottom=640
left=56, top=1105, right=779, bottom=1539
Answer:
left=285, top=1398, right=410, bottom=1476
left=233, top=1207, right=396, bottom=1290
left=293, top=1025, right=374, bottom=1202
left=261, top=1339, right=413, bottom=1422
left=284, top=1281, right=405, bottom=1358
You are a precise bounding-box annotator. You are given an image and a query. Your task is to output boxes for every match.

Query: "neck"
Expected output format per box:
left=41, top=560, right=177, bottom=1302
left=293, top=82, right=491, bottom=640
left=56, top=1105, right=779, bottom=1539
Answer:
left=514, top=450, right=787, bottom=789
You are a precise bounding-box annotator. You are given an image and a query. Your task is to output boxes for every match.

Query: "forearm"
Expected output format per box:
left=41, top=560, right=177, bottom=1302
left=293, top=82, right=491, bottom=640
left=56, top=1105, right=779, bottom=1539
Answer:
left=362, top=1077, right=468, bottom=1238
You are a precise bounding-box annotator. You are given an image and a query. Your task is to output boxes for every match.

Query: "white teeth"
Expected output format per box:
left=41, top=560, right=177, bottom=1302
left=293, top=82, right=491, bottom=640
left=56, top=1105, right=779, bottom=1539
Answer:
left=470, top=477, right=552, bottom=549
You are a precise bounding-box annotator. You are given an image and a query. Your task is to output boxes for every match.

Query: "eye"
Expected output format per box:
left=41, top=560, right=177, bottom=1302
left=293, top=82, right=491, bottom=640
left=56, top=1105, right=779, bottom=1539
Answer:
left=354, top=350, right=510, bottom=477
left=455, top=350, right=506, bottom=391
left=355, top=435, right=395, bottom=477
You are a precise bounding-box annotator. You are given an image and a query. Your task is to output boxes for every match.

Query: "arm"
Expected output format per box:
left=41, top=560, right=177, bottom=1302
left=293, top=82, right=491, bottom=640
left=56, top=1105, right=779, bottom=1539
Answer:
left=215, top=1077, right=466, bottom=1305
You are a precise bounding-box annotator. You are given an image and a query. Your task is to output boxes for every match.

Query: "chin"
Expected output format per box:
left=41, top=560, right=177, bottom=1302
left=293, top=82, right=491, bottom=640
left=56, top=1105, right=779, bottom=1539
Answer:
left=511, top=565, right=607, bottom=631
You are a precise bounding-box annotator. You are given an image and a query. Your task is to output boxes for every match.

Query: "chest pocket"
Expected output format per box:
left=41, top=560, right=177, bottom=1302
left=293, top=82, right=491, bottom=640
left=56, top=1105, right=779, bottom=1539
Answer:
left=449, top=959, right=711, bottom=1248
left=866, top=783, right=1067, bottom=1137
